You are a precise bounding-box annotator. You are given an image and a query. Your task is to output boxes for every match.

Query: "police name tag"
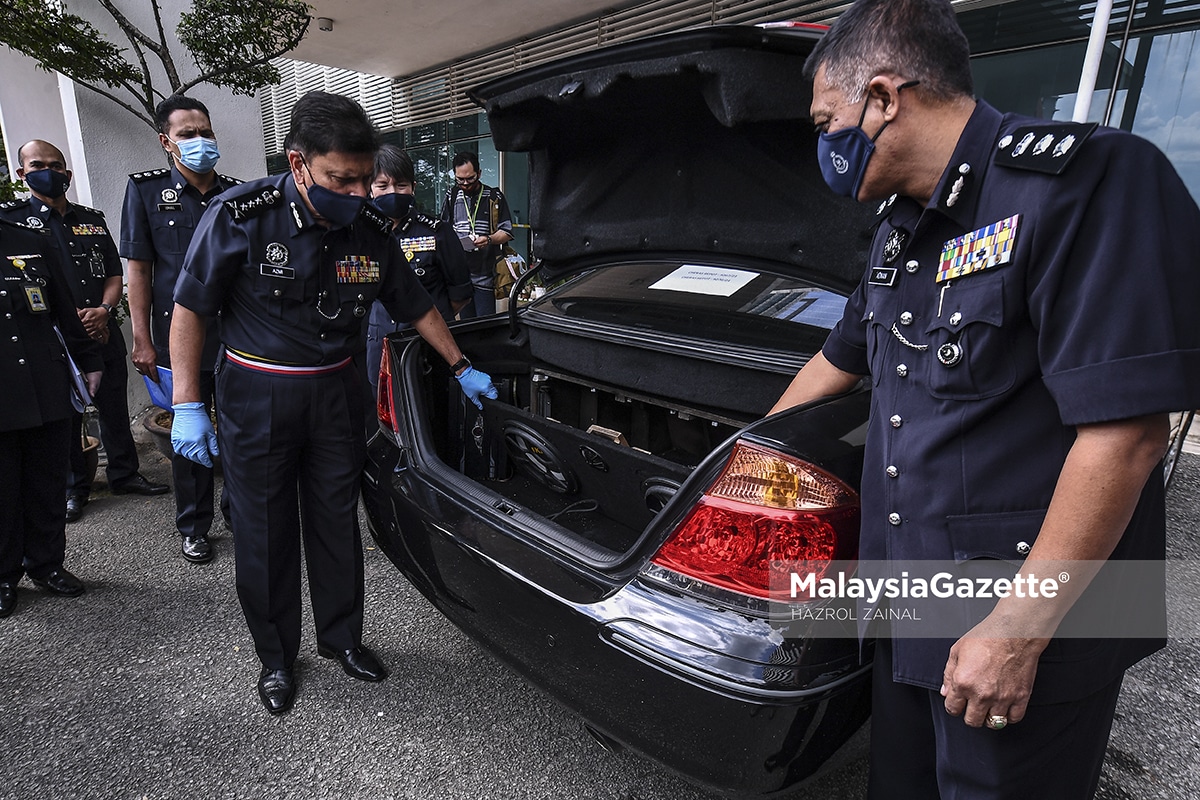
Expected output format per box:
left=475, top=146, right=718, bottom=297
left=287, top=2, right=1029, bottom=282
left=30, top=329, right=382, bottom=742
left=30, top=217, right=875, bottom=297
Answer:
left=868, top=266, right=898, bottom=287
left=937, top=214, right=1021, bottom=283
left=335, top=256, right=380, bottom=284
left=260, top=264, right=295, bottom=279
left=157, top=203, right=184, bottom=212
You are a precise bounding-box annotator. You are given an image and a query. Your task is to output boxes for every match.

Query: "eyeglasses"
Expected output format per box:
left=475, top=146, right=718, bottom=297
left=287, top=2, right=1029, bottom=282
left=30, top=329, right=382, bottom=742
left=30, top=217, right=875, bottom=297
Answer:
left=455, top=174, right=479, bottom=184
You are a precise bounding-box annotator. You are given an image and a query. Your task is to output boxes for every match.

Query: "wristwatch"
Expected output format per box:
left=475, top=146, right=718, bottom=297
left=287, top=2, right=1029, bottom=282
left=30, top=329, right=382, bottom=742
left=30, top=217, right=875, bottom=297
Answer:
left=100, top=302, right=115, bottom=316
left=450, top=356, right=471, bottom=375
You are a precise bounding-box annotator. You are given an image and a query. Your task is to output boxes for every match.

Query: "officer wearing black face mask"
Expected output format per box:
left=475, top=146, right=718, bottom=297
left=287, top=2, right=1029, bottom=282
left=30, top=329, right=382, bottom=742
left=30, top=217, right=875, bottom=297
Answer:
left=1, top=217, right=103, bottom=616
left=0, top=140, right=167, bottom=524
left=365, top=144, right=472, bottom=398
left=168, top=91, right=497, bottom=716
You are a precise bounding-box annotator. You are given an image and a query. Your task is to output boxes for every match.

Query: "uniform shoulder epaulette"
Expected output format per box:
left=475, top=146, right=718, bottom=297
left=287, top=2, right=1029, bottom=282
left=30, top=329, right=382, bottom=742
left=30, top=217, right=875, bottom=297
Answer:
left=358, top=202, right=392, bottom=234
left=219, top=174, right=243, bottom=187
left=994, top=122, right=1097, bottom=175
left=73, top=203, right=104, bottom=217
left=129, top=168, right=170, bottom=182
left=223, top=186, right=283, bottom=222
left=0, top=198, right=30, bottom=211
left=414, top=212, right=439, bottom=229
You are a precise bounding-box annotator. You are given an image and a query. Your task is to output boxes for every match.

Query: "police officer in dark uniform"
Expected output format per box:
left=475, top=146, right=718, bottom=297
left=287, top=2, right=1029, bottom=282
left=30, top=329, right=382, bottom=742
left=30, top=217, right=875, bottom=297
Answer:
left=1, top=217, right=103, bottom=616
left=769, top=1, right=1200, bottom=796
left=169, top=91, right=497, bottom=715
left=0, top=140, right=167, bottom=523
left=366, top=144, right=471, bottom=396
left=121, top=95, right=241, bottom=564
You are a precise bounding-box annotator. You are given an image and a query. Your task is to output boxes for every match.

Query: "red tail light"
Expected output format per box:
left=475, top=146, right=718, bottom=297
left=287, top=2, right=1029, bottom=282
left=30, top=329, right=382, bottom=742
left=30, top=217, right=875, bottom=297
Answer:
left=377, top=339, right=398, bottom=434
left=650, top=441, right=859, bottom=602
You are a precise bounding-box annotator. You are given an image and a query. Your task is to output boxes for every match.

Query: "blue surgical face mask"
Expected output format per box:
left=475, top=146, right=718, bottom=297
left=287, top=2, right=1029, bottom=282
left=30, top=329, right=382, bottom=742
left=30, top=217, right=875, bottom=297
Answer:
left=25, top=168, right=71, bottom=198
left=301, top=158, right=366, bottom=228
left=372, top=192, right=414, bottom=219
left=169, top=136, right=220, bottom=174
left=816, top=80, right=919, bottom=199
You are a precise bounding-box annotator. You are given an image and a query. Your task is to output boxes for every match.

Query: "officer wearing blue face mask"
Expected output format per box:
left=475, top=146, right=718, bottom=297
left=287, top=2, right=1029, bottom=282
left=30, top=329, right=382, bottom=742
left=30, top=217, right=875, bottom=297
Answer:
left=120, top=94, right=242, bottom=566
left=772, top=0, right=1200, bottom=797
left=169, top=91, right=497, bottom=716
left=0, top=140, right=168, bottom=524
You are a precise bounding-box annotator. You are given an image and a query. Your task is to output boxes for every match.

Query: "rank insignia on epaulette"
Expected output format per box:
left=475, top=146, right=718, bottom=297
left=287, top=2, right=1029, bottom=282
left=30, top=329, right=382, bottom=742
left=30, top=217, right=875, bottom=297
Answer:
left=358, top=203, right=391, bottom=233
left=415, top=212, right=440, bottom=229
left=74, top=204, right=104, bottom=217
left=0, top=200, right=24, bottom=210
left=224, top=188, right=282, bottom=221
left=130, top=168, right=170, bottom=182
left=937, top=214, right=1021, bottom=283
left=219, top=175, right=243, bottom=186
left=995, top=123, right=1097, bottom=175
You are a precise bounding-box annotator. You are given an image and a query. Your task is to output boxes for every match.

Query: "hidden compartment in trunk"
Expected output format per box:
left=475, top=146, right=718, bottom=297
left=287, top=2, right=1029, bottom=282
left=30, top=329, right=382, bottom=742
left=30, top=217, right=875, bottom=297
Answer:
left=427, top=358, right=749, bottom=555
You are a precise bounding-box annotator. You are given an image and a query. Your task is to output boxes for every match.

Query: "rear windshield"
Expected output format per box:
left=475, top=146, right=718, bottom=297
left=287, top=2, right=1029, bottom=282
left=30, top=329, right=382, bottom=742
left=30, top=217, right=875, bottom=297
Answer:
left=530, top=262, right=847, bottom=353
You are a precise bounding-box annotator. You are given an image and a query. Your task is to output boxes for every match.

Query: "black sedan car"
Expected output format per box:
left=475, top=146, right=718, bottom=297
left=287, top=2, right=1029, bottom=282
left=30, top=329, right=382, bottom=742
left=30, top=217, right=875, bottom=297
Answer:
left=362, top=23, right=878, bottom=797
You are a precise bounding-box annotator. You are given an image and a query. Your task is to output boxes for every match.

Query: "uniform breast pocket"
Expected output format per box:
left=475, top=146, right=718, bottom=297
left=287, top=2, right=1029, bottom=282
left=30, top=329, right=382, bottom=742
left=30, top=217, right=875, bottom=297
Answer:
left=862, top=287, right=902, bottom=387
left=923, top=274, right=1015, bottom=400
left=336, top=282, right=378, bottom=320
left=151, top=214, right=196, bottom=254
left=256, top=273, right=307, bottom=322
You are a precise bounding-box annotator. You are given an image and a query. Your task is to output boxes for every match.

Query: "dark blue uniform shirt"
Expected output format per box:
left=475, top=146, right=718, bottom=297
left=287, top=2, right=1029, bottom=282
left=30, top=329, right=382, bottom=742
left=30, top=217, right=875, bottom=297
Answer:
left=175, top=173, right=433, bottom=365
left=822, top=101, right=1200, bottom=701
left=0, top=198, right=121, bottom=310
left=394, top=210, right=471, bottom=317
left=0, top=219, right=102, bottom=431
left=119, top=166, right=240, bottom=362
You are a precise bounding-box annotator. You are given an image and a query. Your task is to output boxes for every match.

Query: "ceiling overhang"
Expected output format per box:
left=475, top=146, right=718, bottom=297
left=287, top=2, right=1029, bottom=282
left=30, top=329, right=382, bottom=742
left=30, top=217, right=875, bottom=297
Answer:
left=290, top=1, right=647, bottom=78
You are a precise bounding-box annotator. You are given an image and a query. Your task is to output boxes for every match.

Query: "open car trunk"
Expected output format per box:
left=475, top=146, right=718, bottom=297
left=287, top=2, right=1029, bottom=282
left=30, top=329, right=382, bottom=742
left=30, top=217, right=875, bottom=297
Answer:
left=394, top=314, right=800, bottom=560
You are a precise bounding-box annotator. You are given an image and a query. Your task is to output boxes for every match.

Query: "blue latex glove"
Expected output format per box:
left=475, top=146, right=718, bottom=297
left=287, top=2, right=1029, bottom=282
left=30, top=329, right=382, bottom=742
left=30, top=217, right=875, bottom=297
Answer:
left=455, top=366, right=499, bottom=410
left=171, top=402, right=219, bottom=468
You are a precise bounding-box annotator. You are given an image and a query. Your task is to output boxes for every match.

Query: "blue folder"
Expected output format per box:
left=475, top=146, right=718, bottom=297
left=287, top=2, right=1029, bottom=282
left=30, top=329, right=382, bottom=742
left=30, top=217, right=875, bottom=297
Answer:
left=143, top=365, right=173, bottom=411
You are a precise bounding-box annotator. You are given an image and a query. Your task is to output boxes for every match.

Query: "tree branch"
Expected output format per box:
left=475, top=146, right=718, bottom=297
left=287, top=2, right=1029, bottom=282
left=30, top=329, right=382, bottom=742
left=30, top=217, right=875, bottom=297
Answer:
left=73, top=80, right=158, bottom=133
left=149, top=0, right=182, bottom=91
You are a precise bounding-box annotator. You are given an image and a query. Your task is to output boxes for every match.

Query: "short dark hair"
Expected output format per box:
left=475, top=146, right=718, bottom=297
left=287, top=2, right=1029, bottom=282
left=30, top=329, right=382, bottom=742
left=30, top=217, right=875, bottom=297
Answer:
left=155, top=95, right=212, bottom=134
left=374, top=144, right=415, bottom=185
left=283, top=91, right=379, bottom=158
left=452, top=151, right=480, bottom=173
left=805, top=0, right=973, bottom=102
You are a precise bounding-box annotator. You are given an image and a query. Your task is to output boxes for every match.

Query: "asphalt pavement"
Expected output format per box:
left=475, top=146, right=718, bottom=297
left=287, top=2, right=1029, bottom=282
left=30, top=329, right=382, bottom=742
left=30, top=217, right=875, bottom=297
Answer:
left=1, top=415, right=1197, bottom=800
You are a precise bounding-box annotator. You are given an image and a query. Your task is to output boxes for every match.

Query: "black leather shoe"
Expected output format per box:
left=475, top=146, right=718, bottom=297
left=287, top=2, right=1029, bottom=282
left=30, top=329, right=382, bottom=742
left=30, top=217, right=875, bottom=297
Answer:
left=0, top=582, right=16, bottom=618
left=181, top=535, right=213, bottom=563
left=317, top=644, right=388, bottom=682
left=65, top=495, right=87, bottom=523
left=28, top=568, right=85, bottom=597
left=257, top=667, right=295, bottom=715
left=111, top=474, right=169, bottom=496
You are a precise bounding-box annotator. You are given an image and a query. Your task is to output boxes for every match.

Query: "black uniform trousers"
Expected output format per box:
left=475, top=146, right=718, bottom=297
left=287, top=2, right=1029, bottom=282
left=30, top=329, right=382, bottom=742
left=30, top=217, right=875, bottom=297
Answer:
left=68, top=324, right=138, bottom=497
left=0, top=418, right=72, bottom=583
left=867, top=637, right=1122, bottom=799
left=171, top=370, right=217, bottom=538
left=215, top=359, right=366, bottom=670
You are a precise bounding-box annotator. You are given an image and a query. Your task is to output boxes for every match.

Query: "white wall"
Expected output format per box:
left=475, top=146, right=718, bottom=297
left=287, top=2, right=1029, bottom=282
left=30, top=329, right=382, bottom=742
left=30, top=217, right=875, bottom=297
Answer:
left=0, top=1, right=268, bottom=427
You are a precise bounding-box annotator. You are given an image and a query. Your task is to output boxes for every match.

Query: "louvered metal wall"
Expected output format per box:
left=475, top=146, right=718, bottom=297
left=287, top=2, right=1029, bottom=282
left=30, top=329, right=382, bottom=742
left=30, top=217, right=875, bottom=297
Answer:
left=259, top=0, right=1200, bottom=155
left=259, top=0, right=856, bottom=155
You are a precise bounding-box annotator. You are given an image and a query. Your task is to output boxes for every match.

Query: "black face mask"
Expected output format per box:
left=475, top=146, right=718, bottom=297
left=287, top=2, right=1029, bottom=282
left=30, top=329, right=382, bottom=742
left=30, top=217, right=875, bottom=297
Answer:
left=25, top=168, right=71, bottom=198
left=300, top=158, right=366, bottom=228
left=372, top=192, right=415, bottom=219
